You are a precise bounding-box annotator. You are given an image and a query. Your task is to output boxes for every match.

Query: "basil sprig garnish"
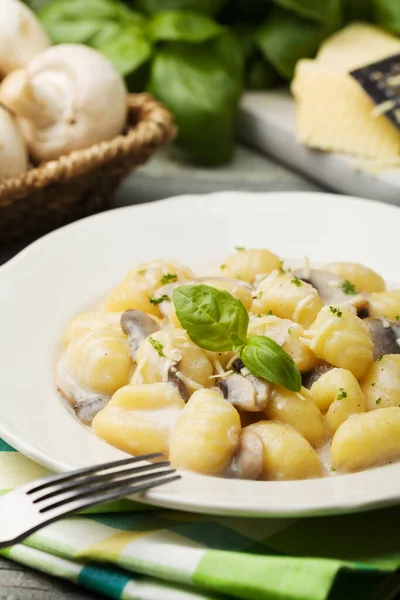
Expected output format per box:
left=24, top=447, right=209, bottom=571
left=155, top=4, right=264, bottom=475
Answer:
left=173, top=284, right=301, bottom=392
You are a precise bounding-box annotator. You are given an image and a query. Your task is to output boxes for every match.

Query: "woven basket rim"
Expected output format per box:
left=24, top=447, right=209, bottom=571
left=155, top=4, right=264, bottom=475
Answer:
left=0, top=93, right=176, bottom=204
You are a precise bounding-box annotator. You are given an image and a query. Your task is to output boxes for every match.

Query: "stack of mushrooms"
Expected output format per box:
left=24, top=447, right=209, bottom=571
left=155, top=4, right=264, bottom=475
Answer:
left=0, top=0, right=127, bottom=179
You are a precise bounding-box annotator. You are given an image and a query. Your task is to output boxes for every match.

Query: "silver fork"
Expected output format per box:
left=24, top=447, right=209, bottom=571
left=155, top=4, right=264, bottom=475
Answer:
left=0, top=453, right=179, bottom=547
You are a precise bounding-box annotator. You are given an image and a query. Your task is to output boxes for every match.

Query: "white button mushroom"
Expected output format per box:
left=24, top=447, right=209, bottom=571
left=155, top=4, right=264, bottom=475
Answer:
left=0, top=44, right=127, bottom=162
left=0, top=105, right=28, bottom=179
left=0, top=0, right=49, bottom=77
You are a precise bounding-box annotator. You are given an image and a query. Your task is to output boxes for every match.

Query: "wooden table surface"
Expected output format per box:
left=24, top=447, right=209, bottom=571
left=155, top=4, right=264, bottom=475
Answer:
left=0, top=144, right=324, bottom=599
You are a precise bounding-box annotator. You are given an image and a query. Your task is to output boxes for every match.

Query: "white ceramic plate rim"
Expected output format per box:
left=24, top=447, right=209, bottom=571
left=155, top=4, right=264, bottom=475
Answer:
left=1, top=191, right=400, bottom=517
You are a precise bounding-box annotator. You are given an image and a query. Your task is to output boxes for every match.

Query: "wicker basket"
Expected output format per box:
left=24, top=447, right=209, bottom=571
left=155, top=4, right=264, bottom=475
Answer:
left=0, top=93, right=176, bottom=243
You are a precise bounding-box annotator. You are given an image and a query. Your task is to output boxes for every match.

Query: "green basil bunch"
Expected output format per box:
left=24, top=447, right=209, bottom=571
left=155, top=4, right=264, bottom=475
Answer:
left=173, top=284, right=301, bottom=392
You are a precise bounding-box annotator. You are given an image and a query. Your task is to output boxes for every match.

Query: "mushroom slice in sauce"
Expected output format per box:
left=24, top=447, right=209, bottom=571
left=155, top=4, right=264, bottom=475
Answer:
left=74, top=397, right=109, bottom=425
left=294, top=268, right=366, bottom=310
left=219, top=372, right=271, bottom=411
left=120, top=310, right=159, bottom=360
left=227, top=429, right=264, bottom=480
left=363, top=317, right=400, bottom=360
left=167, top=363, right=189, bottom=402
left=302, top=362, right=333, bottom=389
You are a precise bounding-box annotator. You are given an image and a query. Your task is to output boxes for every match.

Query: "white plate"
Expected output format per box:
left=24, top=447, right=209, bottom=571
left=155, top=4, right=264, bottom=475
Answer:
left=0, top=191, right=398, bottom=518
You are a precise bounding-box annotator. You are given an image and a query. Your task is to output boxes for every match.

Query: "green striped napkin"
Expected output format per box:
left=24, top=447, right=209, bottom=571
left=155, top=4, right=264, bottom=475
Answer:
left=1, top=437, right=400, bottom=600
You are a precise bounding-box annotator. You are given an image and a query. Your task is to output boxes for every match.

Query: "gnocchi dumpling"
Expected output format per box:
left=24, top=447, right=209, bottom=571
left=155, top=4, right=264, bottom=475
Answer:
left=310, top=368, right=365, bottom=433
left=304, top=306, right=374, bottom=379
left=331, top=407, right=400, bottom=472
left=200, top=278, right=253, bottom=311
left=247, top=421, right=321, bottom=480
left=102, top=278, right=161, bottom=317
left=92, top=383, right=185, bottom=455
left=62, top=311, right=122, bottom=346
left=360, top=354, right=400, bottom=410
left=221, top=248, right=280, bottom=284
left=367, top=291, right=400, bottom=320
left=252, top=272, right=324, bottom=327
left=248, top=315, right=317, bottom=372
left=322, top=261, right=385, bottom=293
left=135, top=326, right=213, bottom=393
left=124, top=259, right=195, bottom=290
left=265, top=386, right=324, bottom=446
left=169, top=389, right=241, bottom=475
left=65, top=328, right=131, bottom=396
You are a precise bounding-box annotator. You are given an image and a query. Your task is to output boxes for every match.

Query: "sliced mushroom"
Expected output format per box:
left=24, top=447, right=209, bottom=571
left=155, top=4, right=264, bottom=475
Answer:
left=294, top=268, right=367, bottom=310
left=74, top=397, right=109, bottom=425
left=120, top=310, right=159, bottom=360
left=302, top=362, right=333, bottom=389
left=219, top=372, right=271, bottom=411
left=363, top=317, right=400, bottom=360
left=226, top=429, right=264, bottom=480
left=167, top=363, right=189, bottom=402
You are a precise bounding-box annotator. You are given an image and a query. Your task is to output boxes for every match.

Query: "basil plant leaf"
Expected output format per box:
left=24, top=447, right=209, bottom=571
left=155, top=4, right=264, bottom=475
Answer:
left=148, top=33, right=243, bottom=164
left=255, top=6, right=335, bottom=79
left=272, top=0, right=342, bottom=26
left=241, top=336, right=301, bottom=392
left=374, top=0, right=400, bottom=35
left=149, top=10, right=225, bottom=43
left=133, top=0, right=228, bottom=16
left=39, top=0, right=151, bottom=76
left=173, top=284, right=248, bottom=352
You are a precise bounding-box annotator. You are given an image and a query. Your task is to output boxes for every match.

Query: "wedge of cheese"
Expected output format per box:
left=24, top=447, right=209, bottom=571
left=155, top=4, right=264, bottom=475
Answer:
left=292, top=23, right=400, bottom=161
left=318, top=23, right=400, bottom=71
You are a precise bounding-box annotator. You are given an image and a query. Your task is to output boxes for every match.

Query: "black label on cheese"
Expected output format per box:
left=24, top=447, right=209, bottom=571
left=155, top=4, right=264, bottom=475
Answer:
left=350, top=53, right=400, bottom=130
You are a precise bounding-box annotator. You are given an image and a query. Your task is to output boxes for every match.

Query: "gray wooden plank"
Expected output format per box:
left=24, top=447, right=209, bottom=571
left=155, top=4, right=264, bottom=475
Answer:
left=0, top=556, right=103, bottom=600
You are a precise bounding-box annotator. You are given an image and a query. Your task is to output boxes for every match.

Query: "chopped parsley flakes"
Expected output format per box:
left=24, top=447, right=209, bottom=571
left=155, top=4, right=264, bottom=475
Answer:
left=220, top=264, right=227, bottom=270
left=149, top=294, right=170, bottom=305
left=377, top=355, right=383, bottom=361
left=291, top=275, right=302, bottom=287
left=336, top=388, right=347, bottom=401
left=149, top=337, right=165, bottom=357
left=329, top=306, right=343, bottom=318
left=160, top=273, right=178, bottom=285
left=235, top=246, right=245, bottom=252
left=396, top=315, right=400, bottom=321
left=257, top=291, right=263, bottom=300
left=341, top=279, right=357, bottom=295
left=267, top=310, right=273, bottom=316
left=138, top=269, right=146, bottom=275
left=376, top=397, right=382, bottom=405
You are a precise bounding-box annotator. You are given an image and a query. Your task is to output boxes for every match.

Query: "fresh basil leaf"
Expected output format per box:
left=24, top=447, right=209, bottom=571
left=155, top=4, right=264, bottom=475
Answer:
left=241, top=336, right=301, bottom=392
left=95, top=22, right=152, bottom=75
left=272, top=0, right=342, bottom=26
left=255, top=6, right=335, bottom=79
left=374, top=0, right=400, bottom=34
left=148, top=33, right=243, bottom=164
left=133, top=0, right=227, bottom=16
left=342, top=0, right=373, bottom=22
left=149, top=10, right=224, bottom=43
left=39, top=0, right=150, bottom=76
left=173, top=284, right=249, bottom=352
left=218, top=0, right=270, bottom=24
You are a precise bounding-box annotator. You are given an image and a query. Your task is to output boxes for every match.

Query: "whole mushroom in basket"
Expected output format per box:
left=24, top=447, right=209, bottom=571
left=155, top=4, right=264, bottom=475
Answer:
left=0, top=44, right=128, bottom=163
left=0, top=105, right=28, bottom=178
left=0, top=0, right=49, bottom=77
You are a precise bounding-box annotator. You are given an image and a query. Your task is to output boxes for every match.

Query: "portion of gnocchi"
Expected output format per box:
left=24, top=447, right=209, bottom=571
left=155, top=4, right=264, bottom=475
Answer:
left=56, top=251, right=400, bottom=481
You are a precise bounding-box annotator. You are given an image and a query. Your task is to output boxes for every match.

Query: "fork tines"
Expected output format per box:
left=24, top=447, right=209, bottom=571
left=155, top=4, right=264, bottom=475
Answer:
left=27, top=454, right=179, bottom=515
